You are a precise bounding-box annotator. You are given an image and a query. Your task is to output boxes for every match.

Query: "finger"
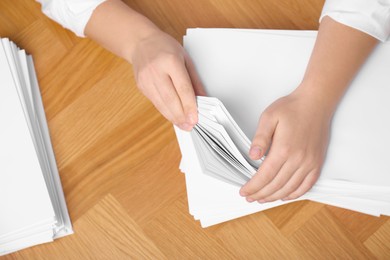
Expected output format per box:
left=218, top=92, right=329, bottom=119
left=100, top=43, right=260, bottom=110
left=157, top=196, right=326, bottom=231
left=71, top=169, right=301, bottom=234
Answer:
left=168, top=56, right=199, bottom=126
left=136, top=77, right=174, bottom=122
left=184, top=53, right=207, bottom=96
left=259, top=167, right=308, bottom=202
left=154, top=75, right=189, bottom=130
left=239, top=154, right=285, bottom=198
left=249, top=112, right=277, bottom=160
left=283, top=170, right=319, bottom=200
left=247, top=160, right=300, bottom=202
left=143, top=82, right=176, bottom=124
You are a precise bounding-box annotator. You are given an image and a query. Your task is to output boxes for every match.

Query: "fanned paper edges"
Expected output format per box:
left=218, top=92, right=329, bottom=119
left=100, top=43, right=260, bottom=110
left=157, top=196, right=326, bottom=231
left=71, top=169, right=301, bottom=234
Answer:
left=175, top=28, right=390, bottom=227
left=192, top=96, right=264, bottom=186
left=187, top=95, right=390, bottom=227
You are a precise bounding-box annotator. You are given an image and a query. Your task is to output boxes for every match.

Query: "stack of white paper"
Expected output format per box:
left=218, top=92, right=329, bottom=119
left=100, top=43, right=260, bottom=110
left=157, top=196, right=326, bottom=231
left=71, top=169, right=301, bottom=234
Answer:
left=0, top=39, right=72, bottom=255
left=175, top=29, right=390, bottom=227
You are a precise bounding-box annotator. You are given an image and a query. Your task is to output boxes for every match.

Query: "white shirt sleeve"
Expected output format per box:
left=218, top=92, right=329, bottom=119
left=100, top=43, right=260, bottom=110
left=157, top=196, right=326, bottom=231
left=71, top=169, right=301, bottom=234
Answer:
left=36, top=0, right=107, bottom=37
left=321, top=0, right=390, bottom=42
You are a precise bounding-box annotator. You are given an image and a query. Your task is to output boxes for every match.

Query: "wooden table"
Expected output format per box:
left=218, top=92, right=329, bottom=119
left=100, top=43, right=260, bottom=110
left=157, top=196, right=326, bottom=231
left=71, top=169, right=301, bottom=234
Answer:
left=1, top=0, right=389, bottom=258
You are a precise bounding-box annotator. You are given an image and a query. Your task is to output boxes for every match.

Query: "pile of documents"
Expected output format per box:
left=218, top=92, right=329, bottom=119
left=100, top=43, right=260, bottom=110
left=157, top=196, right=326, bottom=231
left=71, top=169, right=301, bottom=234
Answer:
left=192, top=96, right=263, bottom=186
left=0, top=39, right=72, bottom=255
left=175, top=29, right=390, bottom=227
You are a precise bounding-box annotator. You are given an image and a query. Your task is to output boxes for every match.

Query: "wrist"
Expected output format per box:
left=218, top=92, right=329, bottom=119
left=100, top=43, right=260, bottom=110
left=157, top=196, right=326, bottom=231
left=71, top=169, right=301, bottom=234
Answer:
left=293, top=81, right=341, bottom=119
left=85, top=0, right=163, bottom=65
left=121, top=19, right=161, bottom=64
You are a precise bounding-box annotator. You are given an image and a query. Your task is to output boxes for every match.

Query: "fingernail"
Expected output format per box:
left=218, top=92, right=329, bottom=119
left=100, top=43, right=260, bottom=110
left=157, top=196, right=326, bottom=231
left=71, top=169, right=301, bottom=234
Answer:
left=249, top=146, right=262, bottom=159
left=258, top=199, right=266, bottom=204
left=187, top=113, right=197, bottom=125
left=281, top=197, right=289, bottom=201
left=246, top=197, right=255, bottom=202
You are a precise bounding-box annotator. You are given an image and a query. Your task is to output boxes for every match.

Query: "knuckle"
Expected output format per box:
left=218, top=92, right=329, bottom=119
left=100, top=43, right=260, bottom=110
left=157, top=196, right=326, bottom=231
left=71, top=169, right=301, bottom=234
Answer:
left=261, top=108, right=274, bottom=120
left=165, top=53, right=181, bottom=67
left=270, top=179, right=285, bottom=191
left=293, top=150, right=305, bottom=164
left=284, top=182, right=299, bottom=194
left=261, top=160, right=277, bottom=175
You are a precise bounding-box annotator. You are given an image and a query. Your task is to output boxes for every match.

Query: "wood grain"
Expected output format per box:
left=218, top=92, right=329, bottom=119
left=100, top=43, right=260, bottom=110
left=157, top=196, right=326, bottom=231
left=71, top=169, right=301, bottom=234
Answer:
left=1, top=0, right=389, bottom=258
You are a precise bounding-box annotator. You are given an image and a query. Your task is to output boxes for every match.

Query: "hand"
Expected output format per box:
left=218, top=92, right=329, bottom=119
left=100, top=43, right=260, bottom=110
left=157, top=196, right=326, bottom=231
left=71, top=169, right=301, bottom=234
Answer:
left=239, top=87, right=333, bottom=202
left=130, top=29, right=206, bottom=131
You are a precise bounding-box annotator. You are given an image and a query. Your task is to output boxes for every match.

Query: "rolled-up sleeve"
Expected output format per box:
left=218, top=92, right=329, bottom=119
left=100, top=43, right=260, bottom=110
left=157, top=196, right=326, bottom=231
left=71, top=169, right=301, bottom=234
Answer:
left=321, top=0, right=390, bottom=42
left=36, top=0, right=107, bottom=37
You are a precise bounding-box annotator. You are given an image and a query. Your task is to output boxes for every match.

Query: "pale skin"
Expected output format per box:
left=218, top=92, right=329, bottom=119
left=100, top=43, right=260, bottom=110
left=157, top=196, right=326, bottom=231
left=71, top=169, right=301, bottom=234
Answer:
left=240, top=16, right=378, bottom=202
left=85, top=1, right=378, bottom=202
left=85, top=0, right=206, bottom=131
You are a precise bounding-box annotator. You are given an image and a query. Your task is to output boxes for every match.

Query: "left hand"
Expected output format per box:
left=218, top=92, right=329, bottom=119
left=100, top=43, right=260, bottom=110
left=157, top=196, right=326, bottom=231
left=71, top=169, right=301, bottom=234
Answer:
left=239, top=86, right=333, bottom=202
left=131, top=29, right=206, bottom=131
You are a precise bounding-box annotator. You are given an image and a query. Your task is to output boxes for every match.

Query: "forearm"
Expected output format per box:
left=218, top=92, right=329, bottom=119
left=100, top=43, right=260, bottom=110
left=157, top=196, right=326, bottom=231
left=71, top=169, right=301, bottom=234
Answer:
left=296, top=16, right=378, bottom=116
left=84, top=0, right=160, bottom=63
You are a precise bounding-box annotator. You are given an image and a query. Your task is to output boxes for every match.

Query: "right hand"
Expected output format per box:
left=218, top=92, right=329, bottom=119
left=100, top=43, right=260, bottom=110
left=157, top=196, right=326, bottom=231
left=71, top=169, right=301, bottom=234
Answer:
left=240, top=87, right=332, bottom=202
left=130, top=29, right=206, bottom=131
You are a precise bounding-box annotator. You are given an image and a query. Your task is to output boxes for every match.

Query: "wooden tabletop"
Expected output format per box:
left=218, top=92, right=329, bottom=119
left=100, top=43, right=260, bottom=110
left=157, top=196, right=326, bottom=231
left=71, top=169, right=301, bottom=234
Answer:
left=2, top=0, right=389, bottom=259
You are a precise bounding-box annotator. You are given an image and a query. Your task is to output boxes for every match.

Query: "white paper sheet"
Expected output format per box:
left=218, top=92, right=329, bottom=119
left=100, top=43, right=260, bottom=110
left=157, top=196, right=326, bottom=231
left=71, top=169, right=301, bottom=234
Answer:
left=0, top=40, right=56, bottom=238
left=0, top=39, right=72, bottom=255
left=176, top=29, right=390, bottom=227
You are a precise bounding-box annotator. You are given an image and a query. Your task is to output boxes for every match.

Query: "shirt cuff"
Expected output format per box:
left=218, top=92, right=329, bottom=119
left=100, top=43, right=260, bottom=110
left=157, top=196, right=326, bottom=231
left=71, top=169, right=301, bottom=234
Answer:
left=320, top=0, right=390, bottom=42
left=37, top=0, right=107, bottom=37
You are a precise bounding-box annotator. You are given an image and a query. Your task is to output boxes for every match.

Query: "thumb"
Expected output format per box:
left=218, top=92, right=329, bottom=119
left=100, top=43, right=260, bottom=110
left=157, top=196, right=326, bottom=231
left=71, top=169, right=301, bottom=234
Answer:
left=250, top=112, right=277, bottom=160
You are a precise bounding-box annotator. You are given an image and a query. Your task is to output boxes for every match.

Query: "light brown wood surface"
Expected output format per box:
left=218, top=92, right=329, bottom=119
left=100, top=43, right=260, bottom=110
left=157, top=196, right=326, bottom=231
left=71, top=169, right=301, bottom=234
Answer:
left=1, top=0, right=390, bottom=259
